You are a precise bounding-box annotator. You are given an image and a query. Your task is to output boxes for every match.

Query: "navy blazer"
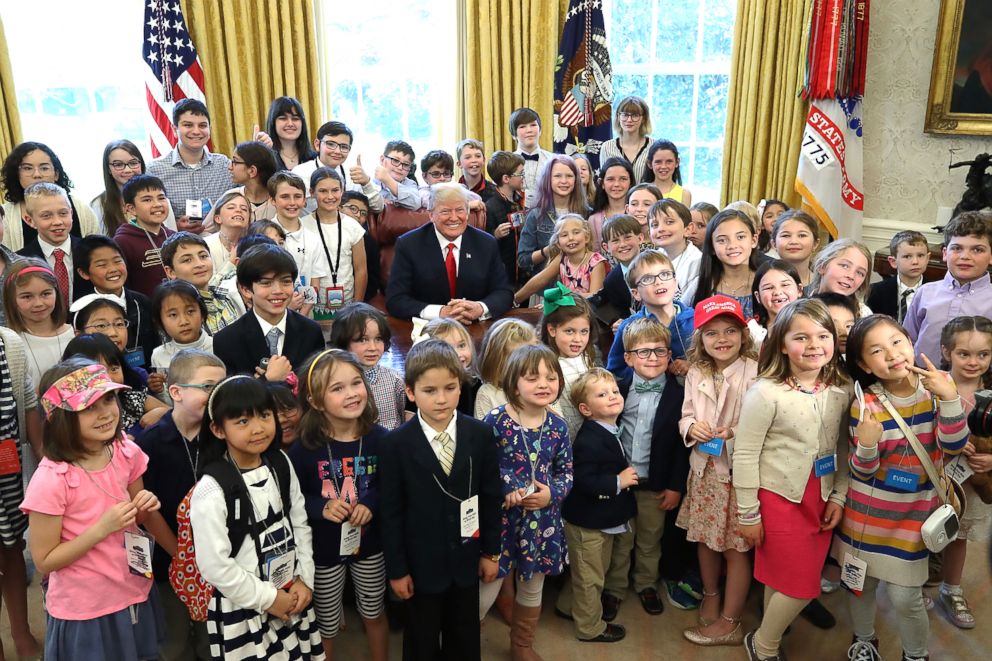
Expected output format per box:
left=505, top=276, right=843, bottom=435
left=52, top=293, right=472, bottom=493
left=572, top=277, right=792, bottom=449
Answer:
left=589, top=264, right=632, bottom=325
left=562, top=419, right=637, bottom=530
left=385, top=224, right=513, bottom=320
left=379, top=413, right=502, bottom=593
left=18, top=235, right=93, bottom=303
left=866, top=276, right=899, bottom=319
left=212, top=309, right=325, bottom=376
left=618, top=374, right=690, bottom=493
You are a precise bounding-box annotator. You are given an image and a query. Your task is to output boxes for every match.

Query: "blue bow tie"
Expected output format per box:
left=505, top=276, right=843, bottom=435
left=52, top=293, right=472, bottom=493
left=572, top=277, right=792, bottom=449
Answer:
left=634, top=381, right=663, bottom=394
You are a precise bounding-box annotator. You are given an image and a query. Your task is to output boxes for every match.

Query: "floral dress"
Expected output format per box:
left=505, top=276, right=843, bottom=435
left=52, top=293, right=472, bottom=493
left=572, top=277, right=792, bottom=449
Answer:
left=483, top=406, right=573, bottom=580
left=559, top=251, right=607, bottom=295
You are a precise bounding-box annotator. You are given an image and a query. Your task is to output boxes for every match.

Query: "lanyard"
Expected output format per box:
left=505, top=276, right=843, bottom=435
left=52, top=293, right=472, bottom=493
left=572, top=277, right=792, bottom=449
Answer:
left=315, top=211, right=343, bottom=287
left=515, top=410, right=547, bottom=487
left=326, top=436, right=363, bottom=502
left=227, top=454, right=291, bottom=558
left=179, top=432, right=199, bottom=478
left=433, top=457, right=473, bottom=502
left=76, top=444, right=127, bottom=502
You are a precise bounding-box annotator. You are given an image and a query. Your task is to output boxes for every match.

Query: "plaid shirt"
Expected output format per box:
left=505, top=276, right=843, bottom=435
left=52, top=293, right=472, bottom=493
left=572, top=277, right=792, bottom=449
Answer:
left=200, top=285, right=244, bottom=334
left=147, top=147, right=233, bottom=218
left=365, top=364, right=406, bottom=430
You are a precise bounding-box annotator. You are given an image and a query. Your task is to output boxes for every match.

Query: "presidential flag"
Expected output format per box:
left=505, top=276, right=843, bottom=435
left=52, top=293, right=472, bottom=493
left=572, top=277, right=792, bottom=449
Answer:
left=143, top=0, right=209, bottom=157
left=795, top=0, right=869, bottom=240
left=553, top=0, right=614, bottom=169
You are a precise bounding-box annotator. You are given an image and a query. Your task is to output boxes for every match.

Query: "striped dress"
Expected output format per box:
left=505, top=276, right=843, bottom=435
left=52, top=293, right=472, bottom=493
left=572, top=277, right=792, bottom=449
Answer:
left=832, top=382, right=968, bottom=586
left=0, top=342, right=27, bottom=547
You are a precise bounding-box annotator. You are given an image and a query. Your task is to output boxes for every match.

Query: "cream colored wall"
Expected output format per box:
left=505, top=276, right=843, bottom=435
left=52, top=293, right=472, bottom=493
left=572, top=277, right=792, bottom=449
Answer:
left=862, top=0, right=991, bottom=254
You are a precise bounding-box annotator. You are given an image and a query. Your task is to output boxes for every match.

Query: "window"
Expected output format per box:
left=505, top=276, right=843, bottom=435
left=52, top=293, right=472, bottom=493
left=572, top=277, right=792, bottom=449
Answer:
left=315, top=0, right=457, bottom=174
left=1, top=0, right=148, bottom=202
left=605, top=0, right=737, bottom=204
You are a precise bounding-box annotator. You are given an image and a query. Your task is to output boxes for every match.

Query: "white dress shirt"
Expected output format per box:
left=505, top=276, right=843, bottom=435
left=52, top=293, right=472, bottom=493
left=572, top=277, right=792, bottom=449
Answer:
left=897, top=275, right=924, bottom=318
left=38, top=236, right=74, bottom=300
left=253, top=310, right=288, bottom=355
left=420, top=229, right=490, bottom=320
left=418, top=409, right=458, bottom=464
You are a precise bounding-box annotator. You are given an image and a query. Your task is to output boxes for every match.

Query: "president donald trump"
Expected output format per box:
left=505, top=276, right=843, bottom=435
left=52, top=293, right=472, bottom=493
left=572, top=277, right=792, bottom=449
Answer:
left=386, top=183, right=513, bottom=322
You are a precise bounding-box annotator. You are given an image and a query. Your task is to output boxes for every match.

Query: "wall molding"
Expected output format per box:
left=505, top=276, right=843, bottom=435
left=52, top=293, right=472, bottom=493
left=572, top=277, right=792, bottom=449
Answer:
left=861, top=217, right=942, bottom=254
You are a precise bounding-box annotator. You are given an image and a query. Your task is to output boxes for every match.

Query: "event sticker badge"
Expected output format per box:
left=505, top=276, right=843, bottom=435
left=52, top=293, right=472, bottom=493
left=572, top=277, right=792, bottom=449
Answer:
left=698, top=437, right=725, bottom=457
left=124, top=529, right=154, bottom=579
left=945, top=455, right=974, bottom=485
left=841, top=552, right=867, bottom=595
left=265, top=550, right=297, bottom=590
left=340, top=521, right=361, bottom=556
left=814, top=453, right=837, bottom=477
left=460, top=495, right=480, bottom=538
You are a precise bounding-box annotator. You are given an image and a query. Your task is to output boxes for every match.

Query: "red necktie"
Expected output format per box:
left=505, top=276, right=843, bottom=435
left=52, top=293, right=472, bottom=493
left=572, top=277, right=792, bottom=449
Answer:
left=53, top=248, right=70, bottom=302
left=445, top=243, right=457, bottom=298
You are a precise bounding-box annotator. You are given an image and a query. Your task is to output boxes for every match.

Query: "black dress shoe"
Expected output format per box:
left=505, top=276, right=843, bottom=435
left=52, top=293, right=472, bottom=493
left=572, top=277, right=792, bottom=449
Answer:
left=799, top=598, right=836, bottom=629
left=601, top=593, right=620, bottom=622
left=637, top=588, right=664, bottom=615
left=580, top=623, right=627, bottom=643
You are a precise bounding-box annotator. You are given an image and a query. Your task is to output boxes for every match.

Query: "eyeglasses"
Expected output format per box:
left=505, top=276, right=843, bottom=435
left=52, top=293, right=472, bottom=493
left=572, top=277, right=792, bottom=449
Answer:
left=635, top=271, right=675, bottom=286
left=383, top=155, right=413, bottom=172
left=320, top=139, right=352, bottom=153
left=624, top=347, right=671, bottom=359
left=619, top=111, right=642, bottom=120
left=84, top=320, right=130, bottom=333
left=109, top=159, right=142, bottom=172
left=508, top=172, right=525, bottom=178
left=426, top=170, right=454, bottom=179
left=230, top=159, right=247, bottom=167
left=19, top=164, right=55, bottom=175
left=341, top=204, right=369, bottom=219
left=177, top=383, right=217, bottom=393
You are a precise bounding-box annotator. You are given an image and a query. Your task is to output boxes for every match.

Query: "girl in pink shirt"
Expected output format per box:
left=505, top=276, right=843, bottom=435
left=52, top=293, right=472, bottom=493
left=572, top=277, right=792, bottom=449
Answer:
left=21, top=358, right=167, bottom=660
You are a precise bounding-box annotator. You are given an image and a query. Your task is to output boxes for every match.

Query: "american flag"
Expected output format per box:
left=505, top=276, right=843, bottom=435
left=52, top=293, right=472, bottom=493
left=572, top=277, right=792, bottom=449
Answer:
left=143, top=0, right=208, bottom=158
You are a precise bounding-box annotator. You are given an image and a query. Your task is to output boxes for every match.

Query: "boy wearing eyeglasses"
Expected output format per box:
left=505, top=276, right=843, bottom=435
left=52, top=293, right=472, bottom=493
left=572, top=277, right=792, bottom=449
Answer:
left=340, top=191, right=381, bottom=301
left=605, top=249, right=695, bottom=381
left=292, top=121, right=386, bottom=214
left=613, top=317, right=690, bottom=616
left=370, top=140, right=421, bottom=210
left=136, top=349, right=227, bottom=661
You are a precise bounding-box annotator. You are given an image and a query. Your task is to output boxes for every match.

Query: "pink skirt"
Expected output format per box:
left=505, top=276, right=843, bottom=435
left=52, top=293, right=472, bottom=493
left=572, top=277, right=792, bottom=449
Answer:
left=754, top=472, right=831, bottom=599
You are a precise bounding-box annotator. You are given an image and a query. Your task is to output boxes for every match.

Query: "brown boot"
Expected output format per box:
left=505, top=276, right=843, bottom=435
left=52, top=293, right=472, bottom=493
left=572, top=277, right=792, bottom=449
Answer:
left=510, top=602, right=544, bottom=661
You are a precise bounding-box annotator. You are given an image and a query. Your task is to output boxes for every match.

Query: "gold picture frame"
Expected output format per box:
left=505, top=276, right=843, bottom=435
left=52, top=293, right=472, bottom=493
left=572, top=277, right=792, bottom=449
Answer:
left=925, top=0, right=992, bottom=136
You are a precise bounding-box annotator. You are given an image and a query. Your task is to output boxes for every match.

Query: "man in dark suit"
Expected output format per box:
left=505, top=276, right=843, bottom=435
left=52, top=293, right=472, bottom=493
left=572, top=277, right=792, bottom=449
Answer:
left=213, top=244, right=325, bottom=378
left=379, top=340, right=502, bottom=661
left=386, top=183, right=513, bottom=321
left=18, top=183, right=93, bottom=303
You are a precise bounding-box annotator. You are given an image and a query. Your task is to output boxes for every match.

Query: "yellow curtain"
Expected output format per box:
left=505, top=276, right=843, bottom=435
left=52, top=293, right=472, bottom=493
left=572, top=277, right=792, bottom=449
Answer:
left=720, top=0, right=810, bottom=208
left=180, top=0, right=320, bottom=157
left=0, top=15, right=22, bottom=158
left=459, top=0, right=564, bottom=153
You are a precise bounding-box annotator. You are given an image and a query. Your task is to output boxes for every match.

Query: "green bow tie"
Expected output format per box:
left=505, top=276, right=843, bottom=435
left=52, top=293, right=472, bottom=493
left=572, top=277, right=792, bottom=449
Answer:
left=634, top=381, right=663, bottom=394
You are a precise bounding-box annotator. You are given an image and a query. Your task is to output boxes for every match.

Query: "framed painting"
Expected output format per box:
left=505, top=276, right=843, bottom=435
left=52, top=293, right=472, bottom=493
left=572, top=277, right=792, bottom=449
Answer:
left=925, top=0, right=992, bottom=136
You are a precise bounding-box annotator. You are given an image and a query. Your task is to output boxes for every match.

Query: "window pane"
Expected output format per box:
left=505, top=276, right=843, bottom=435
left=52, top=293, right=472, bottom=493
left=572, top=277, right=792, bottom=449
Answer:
left=611, top=0, right=652, bottom=65
left=692, top=145, right=724, bottom=203
left=2, top=0, right=147, bottom=201
left=655, top=0, right=700, bottom=63
left=651, top=75, right=695, bottom=139
left=697, top=75, right=730, bottom=143
left=318, top=0, right=456, bottom=170
left=703, top=0, right=737, bottom=61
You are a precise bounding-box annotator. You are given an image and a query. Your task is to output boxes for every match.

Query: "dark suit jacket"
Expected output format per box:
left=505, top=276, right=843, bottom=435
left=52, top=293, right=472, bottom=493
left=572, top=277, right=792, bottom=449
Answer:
left=866, top=276, right=899, bottom=319
left=17, top=236, right=93, bottom=303
left=212, top=309, right=325, bottom=376
left=618, top=374, right=690, bottom=493
left=562, top=419, right=637, bottom=530
left=123, top=288, right=160, bottom=368
left=589, top=264, right=632, bottom=325
left=385, top=224, right=513, bottom=320
left=379, top=413, right=502, bottom=593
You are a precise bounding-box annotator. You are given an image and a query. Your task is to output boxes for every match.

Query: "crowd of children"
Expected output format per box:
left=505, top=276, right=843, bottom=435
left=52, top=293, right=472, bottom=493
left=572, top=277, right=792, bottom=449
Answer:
left=0, top=92, right=990, bottom=661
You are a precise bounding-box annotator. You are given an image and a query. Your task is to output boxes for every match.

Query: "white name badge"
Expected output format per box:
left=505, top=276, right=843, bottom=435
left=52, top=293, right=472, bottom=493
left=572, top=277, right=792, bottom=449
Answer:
left=265, top=550, right=297, bottom=589
left=185, top=198, right=203, bottom=218
left=124, top=530, right=153, bottom=579
left=460, top=494, right=480, bottom=538
left=945, top=455, right=974, bottom=485
left=340, top=521, right=361, bottom=556
left=841, top=552, right=867, bottom=594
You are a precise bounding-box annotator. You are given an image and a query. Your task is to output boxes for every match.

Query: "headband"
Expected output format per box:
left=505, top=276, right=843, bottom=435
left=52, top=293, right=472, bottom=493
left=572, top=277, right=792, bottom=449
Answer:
left=40, top=363, right=130, bottom=419
left=306, top=349, right=336, bottom=396
left=15, top=265, right=55, bottom=279
left=543, top=282, right=576, bottom=316
left=69, top=293, right=127, bottom=329
left=206, top=375, right=255, bottom=421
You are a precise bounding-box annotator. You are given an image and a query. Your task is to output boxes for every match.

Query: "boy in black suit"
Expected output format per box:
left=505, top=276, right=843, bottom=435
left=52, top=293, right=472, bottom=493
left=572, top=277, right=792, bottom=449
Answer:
left=614, top=318, right=690, bottom=616
left=213, top=243, right=325, bottom=379
left=379, top=340, right=501, bottom=661
left=18, top=182, right=93, bottom=303
left=589, top=214, right=643, bottom=325
left=74, top=234, right=160, bottom=369
left=865, top=230, right=928, bottom=322
left=556, top=368, right=636, bottom=643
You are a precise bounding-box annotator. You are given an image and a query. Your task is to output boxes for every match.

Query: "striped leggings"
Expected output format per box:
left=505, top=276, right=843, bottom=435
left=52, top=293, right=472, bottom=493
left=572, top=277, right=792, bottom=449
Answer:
left=312, top=553, right=386, bottom=638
